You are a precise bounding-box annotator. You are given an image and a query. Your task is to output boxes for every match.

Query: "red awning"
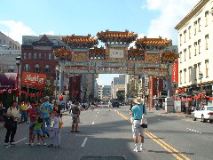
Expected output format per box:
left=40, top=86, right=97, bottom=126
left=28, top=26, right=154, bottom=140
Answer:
left=0, top=73, right=17, bottom=89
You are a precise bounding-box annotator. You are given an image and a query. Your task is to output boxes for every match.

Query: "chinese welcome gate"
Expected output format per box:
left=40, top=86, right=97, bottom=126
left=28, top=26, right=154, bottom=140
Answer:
left=54, top=30, right=178, bottom=107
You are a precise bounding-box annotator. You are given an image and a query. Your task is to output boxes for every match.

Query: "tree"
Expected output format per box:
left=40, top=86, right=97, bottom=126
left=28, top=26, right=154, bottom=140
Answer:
left=116, top=90, right=125, bottom=102
left=127, top=81, right=137, bottom=98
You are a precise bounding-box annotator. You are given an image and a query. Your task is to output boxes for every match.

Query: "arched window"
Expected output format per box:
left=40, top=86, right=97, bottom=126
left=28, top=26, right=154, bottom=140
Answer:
left=35, top=64, right=40, bottom=72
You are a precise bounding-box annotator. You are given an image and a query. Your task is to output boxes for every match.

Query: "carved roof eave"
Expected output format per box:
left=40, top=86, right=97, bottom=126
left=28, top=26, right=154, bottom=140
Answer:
left=62, top=35, right=98, bottom=45
left=97, top=30, right=137, bottom=43
left=67, top=42, right=97, bottom=49
left=53, top=48, right=72, bottom=58
left=136, top=38, right=171, bottom=47
left=161, top=51, right=179, bottom=63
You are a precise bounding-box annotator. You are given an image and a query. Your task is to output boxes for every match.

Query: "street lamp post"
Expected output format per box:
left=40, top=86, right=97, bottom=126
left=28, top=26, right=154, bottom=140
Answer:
left=55, top=64, right=59, bottom=103
left=16, top=56, right=21, bottom=103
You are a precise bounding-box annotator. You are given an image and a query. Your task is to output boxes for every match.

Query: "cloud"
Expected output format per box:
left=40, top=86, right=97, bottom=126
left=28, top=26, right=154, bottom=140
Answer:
left=0, top=20, right=55, bottom=44
left=0, top=20, right=36, bottom=44
left=144, top=0, right=199, bottom=44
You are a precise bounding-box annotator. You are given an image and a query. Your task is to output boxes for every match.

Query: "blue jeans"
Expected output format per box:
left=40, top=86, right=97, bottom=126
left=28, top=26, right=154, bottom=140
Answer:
left=42, top=117, right=50, bottom=136
left=21, top=111, right=28, bottom=122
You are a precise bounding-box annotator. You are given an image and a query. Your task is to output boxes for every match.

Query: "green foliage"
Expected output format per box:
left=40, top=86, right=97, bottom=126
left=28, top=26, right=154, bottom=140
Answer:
left=116, top=90, right=125, bottom=102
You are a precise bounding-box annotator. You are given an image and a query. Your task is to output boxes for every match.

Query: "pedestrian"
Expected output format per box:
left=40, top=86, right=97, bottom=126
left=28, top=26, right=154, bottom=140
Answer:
left=26, top=103, right=38, bottom=145
left=70, top=101, right=80, bottom=132
left=20, top=101, right=28, bottom=122
left=48, top=110, right=63, bottom=148
left=4, top=101, right=20, bottom=146
left=130, top=97, right=146, bottom=152
left=40, top=96, right=53, bottom=137
left=0, top=101, right=6, bottom=122
left=32, top=115, right=46, bottom=146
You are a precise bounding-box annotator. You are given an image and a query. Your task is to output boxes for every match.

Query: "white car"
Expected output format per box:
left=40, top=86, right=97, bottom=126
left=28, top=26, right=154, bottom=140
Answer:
left=192, top=106, right=213, bottom=122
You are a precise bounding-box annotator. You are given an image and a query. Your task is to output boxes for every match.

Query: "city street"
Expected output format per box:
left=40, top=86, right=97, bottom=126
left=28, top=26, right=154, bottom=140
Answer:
left=1, top=106, right=213, bottom=160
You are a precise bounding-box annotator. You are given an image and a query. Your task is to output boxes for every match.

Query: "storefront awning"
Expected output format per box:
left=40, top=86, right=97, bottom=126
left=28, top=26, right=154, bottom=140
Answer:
left=0, top=73, right=17, bottom=89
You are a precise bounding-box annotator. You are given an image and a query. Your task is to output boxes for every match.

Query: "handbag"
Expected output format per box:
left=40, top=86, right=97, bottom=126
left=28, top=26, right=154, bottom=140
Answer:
left=140, top=117, right=148, bottom=128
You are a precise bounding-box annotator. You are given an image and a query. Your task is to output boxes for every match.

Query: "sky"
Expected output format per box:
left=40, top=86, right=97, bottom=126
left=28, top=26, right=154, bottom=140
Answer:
left=0, top=0, right=199, bottom=85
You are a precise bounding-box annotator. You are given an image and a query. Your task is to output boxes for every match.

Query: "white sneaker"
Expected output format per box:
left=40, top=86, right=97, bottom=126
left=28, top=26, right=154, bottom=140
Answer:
left=43, top=143, right=47, bottom=146
left=37, top=143, right=41, bottom=146
left=139, top=144, right=143, bottom=151
left=133, top=147, right=139, bottom=152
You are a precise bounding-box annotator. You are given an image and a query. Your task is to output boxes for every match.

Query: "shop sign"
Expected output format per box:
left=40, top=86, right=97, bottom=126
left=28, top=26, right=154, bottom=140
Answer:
left=21, top=72, right=46, bottom=89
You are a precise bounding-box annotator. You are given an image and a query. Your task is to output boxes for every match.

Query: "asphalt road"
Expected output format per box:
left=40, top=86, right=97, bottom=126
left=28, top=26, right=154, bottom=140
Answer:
left=0, top=106, right=213, bottom=160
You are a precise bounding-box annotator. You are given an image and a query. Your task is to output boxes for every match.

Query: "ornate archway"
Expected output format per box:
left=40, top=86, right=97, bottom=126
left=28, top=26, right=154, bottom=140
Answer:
left=53, top=30, right=178, bottom=108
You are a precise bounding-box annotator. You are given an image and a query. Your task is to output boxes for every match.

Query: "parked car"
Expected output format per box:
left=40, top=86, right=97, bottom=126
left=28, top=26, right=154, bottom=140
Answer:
left=191, top=106, right=213, bottom=122
left=112, top=101, right=120, bottom=108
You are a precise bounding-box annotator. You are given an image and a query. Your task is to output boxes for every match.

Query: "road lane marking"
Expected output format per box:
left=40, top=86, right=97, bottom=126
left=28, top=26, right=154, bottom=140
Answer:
left=145, top=132, right=183, bottom=160
left=186, top=128, right=202, bottom=134
left=6, top=137, right=27, bottom=148
left=81, top=137, right=88, bottom=147
left=147, top=131, right=190, bottom=160
left=115, top=110, right=191, bottom=160
left=14, top=137, right=27, bottom=144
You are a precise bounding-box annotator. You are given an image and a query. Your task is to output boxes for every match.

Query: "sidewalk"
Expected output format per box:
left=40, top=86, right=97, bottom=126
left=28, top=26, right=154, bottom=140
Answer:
left=150, top=109, right=192, bottom=118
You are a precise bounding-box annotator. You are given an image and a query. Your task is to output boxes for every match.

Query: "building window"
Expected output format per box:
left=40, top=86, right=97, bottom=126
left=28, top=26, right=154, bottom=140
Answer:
left=33, top=53, right=37, bottom=59
left=45, top=65, right=50, bottom=73
left=194, top=64, right=197, bottom=81
left=39, top=53, right=42, bottom=59
left=205, top=34, right=209, bottom=50
left=180, top=70, right=182, bottom=84
left=184, top=30, right=187, bottom=43
left=194, top=21, right=197, bottom=35
left=188, top=26, right=191, bottom=39
left=48, top=53, right=52, bottom=60
left=205, top=11, right=209, bottom=26
left=28, top=52, right=32, bottom=59
left=198, top=39, right=201, bottom=54
left=205, top=60, right=209, bottom=78
left=198, top=18, right=201, bottom=32
left=23, top=53, right=26, bottom=59
left=179, top=34, right=182, bottom=46
left=179, top=52, right=182, bottom=63
left=194, top=42, right=197, bottom=56
left=35, top=64, right=40, bottom=73
left=188, top=45, right=191, bottom=59
left=184, top=49, right=186, bottom=61
left=188, top=67, right=192, bottom=82
left=8, top=66, right=15, bottom=72
left=184, top=69, right=186, bottom=83
left=198, top=63, right=201, bottom=74
left=24, top=64, right=30, bottom=71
